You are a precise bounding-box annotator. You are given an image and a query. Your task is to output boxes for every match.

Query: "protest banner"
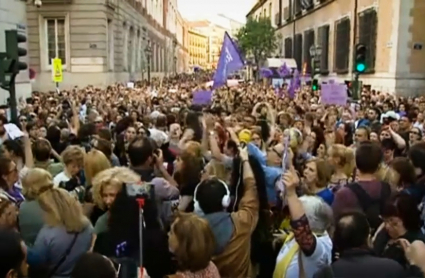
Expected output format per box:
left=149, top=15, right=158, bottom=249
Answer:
left=193, top=90, right=212, bottom=105
left=321, top=82, right=347, bottom=106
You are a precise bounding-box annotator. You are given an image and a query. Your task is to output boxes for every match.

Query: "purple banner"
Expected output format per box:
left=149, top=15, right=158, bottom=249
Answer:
left=321, top=83, right=347, bottom=105
left=193, top=90, right=212, bottom=105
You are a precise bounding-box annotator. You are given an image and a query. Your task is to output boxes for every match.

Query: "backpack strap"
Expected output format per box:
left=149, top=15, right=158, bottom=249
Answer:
left=346, top=183, right=374, bottom=211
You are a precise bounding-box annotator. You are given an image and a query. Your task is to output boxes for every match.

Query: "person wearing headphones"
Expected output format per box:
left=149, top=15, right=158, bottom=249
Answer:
left=193, top=148, right=258, bottom=278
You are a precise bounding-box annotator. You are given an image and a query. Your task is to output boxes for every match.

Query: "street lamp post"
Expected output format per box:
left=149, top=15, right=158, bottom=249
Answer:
left=173, top=38, right=177, bottom=75
left=144, top=43, right=152, bottom=83
left=309, top=45, right=322, bottom=78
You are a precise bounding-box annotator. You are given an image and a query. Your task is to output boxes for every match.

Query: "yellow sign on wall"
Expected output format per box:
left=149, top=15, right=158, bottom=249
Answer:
left=52, top=58, right=63, bottom=83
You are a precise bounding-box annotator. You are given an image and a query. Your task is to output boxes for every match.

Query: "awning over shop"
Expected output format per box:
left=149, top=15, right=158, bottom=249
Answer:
left=264, top=58, right=297, bottom=69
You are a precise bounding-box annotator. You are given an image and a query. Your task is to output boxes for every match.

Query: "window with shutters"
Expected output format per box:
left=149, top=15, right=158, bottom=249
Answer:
left=284, top=37, right=293, bottom=58
left=303, top=29, right=315, bottom=74
left=358, top=8, right=377, bottom=73
left=288, top=0, right=293, bottom=20
left=318, top=24, right=330, bottom=74
left=294, top=33, right=303, bottom=71
left=333, top=17, right=350, bottom=73
left=294, top=0, right=302, bottom=16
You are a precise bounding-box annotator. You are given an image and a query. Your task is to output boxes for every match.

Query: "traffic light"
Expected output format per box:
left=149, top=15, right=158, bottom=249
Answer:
left=0, top=29, right=28, bottom=124
left=5, top=30, right=28, bottom=73
left=354, top=43, right=366, bottom=73
left=312, top=79, right=319, bottom=91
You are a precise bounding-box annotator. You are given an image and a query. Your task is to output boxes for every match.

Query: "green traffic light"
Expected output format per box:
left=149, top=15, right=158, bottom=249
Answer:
left=356, top=63, right=366, bottom=72
left=312, top=85, right=318, bottom=91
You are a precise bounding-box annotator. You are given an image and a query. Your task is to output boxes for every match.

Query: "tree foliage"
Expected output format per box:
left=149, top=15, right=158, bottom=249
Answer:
left=235, top=17, right=279, bottom=66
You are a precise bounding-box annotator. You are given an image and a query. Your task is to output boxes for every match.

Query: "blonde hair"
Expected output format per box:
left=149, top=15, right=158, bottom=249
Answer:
left=61, top=145, right=85, bottom=166
left=328, top=144, right=355, bottom=177
left=184, top=141, right=202, bottom=158
left=23, top=168, right=87, bottom=232
left=22, top=168, right=54, bottom=200
left=376, top=164, right=397, bottom=190
left=84, top=149, right=111, bottom=186
left=91, top=167, right=141, bottom=209
left=172, top=212, right=216, bottom=272
left=204, top=160, right=228, bottom=181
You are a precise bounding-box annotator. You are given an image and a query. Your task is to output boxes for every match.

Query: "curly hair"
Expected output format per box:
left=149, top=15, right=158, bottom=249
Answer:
left=91, top=167, right=141, bottom=209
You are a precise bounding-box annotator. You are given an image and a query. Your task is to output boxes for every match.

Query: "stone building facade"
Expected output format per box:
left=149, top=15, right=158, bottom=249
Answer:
left=27, top=0, right=188, bottom=92
left=247, top=0, right=425, bottom=96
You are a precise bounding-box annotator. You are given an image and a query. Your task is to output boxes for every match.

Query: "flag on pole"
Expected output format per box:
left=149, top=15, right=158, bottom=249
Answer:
left=212, top=32, right=244, bottom=89
left=260, top=67, right=273, bottom=78
left=288, top=69, right=301, bottom=98
left=278, top=62, right=291, bottom=78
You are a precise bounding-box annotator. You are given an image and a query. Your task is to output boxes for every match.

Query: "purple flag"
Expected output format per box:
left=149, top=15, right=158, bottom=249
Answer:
left=212, top=32, right=244, bottom=89
left=287, top=69, right=301, bottom=98
left=278, top=62, right=291, bottom=78
left=193, top=90, right=212, bottom=105
left=260, top=67, right=273, bottom=78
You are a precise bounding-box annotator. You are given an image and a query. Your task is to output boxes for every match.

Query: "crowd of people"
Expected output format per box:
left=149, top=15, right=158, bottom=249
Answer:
left=1, top=72, right=425, bottom=278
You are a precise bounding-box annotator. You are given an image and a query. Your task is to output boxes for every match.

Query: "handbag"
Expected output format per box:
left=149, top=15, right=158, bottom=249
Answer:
left=29, top=233, right=79, bottom=278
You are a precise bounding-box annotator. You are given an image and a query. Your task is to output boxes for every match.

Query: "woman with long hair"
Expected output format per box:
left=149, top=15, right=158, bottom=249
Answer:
left=302, top=158, right=334, bottom=205
left=20, top=168, right=54, bottom=246
left=167, top=213, right=220, bottom=278
left=179, top=111, right=202, bottom=148
left=83, top=149, right=112, bottom=224
left=26, top=169, right=93, bottom=278
left=327, top=144, right=355, bottom=192
left=174, top=144, right=204, bottom=212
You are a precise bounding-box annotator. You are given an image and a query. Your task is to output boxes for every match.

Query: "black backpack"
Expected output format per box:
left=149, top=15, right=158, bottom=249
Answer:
left=346, top=182, right=391, bottom=232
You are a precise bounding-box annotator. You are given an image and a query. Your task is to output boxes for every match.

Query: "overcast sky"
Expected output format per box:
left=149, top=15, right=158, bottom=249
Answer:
left=177, top=0, right=256, bottom=23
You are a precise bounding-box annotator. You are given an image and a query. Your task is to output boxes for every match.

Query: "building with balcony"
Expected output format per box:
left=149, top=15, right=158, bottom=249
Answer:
left=176, top=12, right=189, bottom=73
left=188, top=28, right=208, bottom=68
left=187, top=20, right=228, bottom=69
left=165, top=0, right=189, bottom=74
left=26, top=0, right=179, bottom=92
left=0, top=0, right=31, bottom=104
left=247, top=0, right=425, bottom=95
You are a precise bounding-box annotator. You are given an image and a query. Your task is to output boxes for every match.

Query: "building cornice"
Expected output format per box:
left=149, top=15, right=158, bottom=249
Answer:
left=246, top=0, right=267, bottom=18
